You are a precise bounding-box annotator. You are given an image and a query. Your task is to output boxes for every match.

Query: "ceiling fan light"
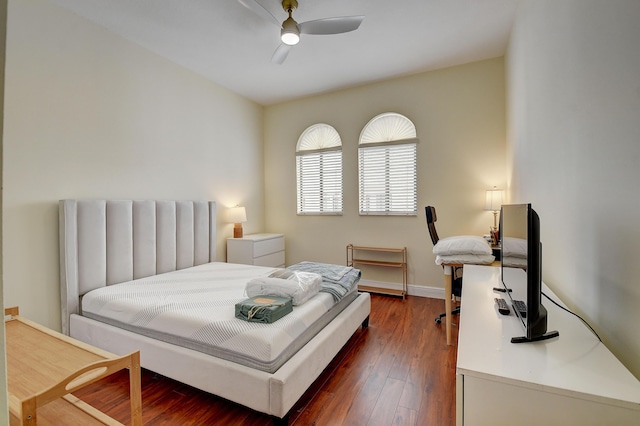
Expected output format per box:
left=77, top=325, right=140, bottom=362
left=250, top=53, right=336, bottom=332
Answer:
left=281, top=31, right=299, bottom=45
left=281, top=17, right=300, bottom=45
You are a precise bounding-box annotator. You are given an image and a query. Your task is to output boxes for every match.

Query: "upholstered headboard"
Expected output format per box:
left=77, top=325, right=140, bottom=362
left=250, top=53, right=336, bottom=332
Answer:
left=59, top=199, right=217, bottom=334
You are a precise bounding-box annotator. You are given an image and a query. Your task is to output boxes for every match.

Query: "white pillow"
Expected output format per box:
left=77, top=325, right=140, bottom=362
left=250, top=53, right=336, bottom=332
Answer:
left=502, top=237, right=527, bottom=258
left=502, top=256, right=527, bottom=268
left=435, top=254, right=495, bottom=265
left=433, top=235, right=492, bottom=256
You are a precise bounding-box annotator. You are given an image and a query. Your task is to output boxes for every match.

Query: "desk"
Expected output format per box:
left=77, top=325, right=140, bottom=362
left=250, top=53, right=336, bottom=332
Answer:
left=441, top=263, right=462, bottom=346
left=5, top=307, right=142, bottom=425
left=456, top=265, right=640, bottom=425
left=441, top=261, right=500, bottom=345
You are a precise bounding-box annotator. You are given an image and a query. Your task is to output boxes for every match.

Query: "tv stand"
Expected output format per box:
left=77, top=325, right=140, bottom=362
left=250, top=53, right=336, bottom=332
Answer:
left=456, top=265, right=640, bottom=425
left=510, top=330, right=559, bottom=344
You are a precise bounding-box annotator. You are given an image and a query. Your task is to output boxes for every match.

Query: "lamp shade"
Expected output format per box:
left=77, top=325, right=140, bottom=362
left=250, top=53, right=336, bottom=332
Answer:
left=227, top=206, right=247, bottom=223
left=484, top=187, right=504, bottom=212
left=281, top=16, right=300, bottom=45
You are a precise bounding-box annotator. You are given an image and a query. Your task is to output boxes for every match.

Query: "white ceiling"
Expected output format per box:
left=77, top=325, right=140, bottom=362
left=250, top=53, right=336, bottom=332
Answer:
left=49, top=0, right=520, bottom=106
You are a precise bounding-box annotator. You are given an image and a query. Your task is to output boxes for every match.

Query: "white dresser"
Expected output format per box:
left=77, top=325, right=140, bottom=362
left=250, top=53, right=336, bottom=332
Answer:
left=227, top=233, right=285, bottom=267
left=456, top=265, right=640, bottom=425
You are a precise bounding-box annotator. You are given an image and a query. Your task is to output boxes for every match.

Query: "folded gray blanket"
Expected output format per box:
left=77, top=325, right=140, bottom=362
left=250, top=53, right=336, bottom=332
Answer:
left=235, top=296, right=293, bottom=323
left=287, top=261, right=361, bottom=302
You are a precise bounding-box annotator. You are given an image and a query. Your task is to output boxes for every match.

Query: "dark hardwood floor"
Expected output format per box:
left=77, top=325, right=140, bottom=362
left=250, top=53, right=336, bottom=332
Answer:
left=74, top=294, right=459, bottom=425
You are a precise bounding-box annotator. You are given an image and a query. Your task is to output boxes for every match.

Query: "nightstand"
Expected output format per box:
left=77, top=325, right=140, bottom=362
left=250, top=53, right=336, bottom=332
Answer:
left=227, top=233, right=285, bottom=267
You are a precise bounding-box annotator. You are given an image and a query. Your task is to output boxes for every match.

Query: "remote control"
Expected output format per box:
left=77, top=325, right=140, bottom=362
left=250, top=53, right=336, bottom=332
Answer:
left=494, top=298, right=510, bottom=315
left=512, top=299, right=527, bottom=318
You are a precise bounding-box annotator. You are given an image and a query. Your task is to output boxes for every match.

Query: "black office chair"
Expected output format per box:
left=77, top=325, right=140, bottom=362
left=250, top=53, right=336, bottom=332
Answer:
left=426, top=206, right=463, bottom=324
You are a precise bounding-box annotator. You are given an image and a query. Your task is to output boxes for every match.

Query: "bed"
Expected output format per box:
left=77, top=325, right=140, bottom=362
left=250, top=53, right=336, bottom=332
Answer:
left=59, top=199, right=371, bottom=423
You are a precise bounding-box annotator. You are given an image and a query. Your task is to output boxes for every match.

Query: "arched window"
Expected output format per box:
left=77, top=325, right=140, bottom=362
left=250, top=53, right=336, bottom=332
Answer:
left=358, top=113, right=417, bottom=215
left=296, top=124, right=343, bottom=215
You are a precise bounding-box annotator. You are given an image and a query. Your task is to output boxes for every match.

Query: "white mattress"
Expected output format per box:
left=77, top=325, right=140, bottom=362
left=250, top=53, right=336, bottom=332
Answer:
left=80, top=262, right=358, bottom=373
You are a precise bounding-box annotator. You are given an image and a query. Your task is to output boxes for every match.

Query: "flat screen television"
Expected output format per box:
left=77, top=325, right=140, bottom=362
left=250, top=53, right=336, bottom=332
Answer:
left=500, top=203, right=559, bottom=343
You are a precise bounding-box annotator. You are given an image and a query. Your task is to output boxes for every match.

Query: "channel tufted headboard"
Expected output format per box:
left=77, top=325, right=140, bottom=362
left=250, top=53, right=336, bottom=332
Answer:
left=59, top=199, right=217, bottom=334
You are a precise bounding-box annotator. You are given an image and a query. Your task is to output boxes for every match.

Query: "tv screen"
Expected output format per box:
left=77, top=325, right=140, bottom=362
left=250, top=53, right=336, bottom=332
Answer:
left=500, top=203, right=558, bottom=343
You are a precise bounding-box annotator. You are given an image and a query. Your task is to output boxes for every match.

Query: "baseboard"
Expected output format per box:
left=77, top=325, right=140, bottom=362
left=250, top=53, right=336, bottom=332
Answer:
left=408, top=284, right=444, bottom=299
left=357, top=279, right=444, bottom=300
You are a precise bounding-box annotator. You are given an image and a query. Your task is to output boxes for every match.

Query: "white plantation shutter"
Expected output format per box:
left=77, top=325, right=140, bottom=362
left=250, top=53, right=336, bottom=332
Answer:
left=297, top=149, right=342, bottom=214
left=296, top=124, right=343, bottom=215
left=359, top=113, right=418, bottom=215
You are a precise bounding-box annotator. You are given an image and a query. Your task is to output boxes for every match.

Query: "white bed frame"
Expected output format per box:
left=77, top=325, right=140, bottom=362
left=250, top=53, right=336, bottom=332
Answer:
left=59, top=199, right=371, bottom=423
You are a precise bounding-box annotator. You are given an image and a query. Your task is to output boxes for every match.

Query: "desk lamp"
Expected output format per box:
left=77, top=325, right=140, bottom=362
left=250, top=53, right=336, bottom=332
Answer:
left=484, top=186, right=504, bottom=231
left=227, top=206, right=247, bottom=238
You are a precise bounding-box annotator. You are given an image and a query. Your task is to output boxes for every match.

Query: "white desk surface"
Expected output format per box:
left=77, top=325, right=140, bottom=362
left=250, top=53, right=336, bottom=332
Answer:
left=457, top=264, right=640, bottom=410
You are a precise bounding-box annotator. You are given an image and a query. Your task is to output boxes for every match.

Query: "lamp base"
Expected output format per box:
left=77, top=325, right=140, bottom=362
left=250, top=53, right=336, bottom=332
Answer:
left=489, top=226, right=499, bottom=245
left=233, top=224, right=243, bottom=239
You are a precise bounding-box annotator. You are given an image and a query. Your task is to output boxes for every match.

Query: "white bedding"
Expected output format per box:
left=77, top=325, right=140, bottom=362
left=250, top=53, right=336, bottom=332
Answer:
left=81, top=261, right=356, bottom=373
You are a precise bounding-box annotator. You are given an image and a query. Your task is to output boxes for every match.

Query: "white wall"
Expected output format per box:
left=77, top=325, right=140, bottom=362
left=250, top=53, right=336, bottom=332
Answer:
left=0, top=0, right=7, bottom=422
left=507, top=0, right=640, bottom=377
left=264, top=58, right=507, bottom=293
left=2, top=0, right=264, bottom=330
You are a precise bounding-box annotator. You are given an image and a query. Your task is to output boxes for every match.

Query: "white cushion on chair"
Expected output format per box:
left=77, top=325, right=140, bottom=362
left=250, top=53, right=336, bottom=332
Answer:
left=502, top=256, right=527, bottom=268
left=433, top=235, right=492, bottom=256
left=436, top=254, right=495, bottom=265
left=502, top=237, right=528, bottom=258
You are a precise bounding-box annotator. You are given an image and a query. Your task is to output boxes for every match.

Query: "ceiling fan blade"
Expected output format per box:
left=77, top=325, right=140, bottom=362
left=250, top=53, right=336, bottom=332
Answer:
left=299, top=15, right=364, bottom=35
left=237, top=0, right=280, bottom=27
left=271, top=44, right=293, bottom=64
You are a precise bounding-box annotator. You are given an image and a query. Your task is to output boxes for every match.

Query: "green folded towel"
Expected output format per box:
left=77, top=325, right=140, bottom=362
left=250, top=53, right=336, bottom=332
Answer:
left=235, top=296, right=293, bottom=323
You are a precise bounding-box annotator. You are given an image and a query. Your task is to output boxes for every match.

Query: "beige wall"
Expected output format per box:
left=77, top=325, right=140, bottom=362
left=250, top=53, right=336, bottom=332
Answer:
left=2, top=0, right=264, bottom=330
left=507, top=0, right=640, bottom=377
left=264, top=58, right=507, bottom=293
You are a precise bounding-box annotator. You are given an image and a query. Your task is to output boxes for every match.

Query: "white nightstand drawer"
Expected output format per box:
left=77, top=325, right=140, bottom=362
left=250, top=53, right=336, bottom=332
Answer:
left=253, top=237, right=285, bottom=258
left=227, top=233, right=285, bottom=267
left=254, top=251, right=285, bottom=268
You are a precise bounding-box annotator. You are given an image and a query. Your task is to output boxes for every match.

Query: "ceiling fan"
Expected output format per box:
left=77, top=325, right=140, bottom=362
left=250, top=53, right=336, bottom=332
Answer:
left=238, top=0, right=364, bottom=64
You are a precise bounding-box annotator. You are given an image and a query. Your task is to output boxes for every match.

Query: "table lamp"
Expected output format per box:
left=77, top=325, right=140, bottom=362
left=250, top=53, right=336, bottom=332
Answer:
left=484, top=186, right=504, bottom=231
left=227, top=206, right=247, bottom=238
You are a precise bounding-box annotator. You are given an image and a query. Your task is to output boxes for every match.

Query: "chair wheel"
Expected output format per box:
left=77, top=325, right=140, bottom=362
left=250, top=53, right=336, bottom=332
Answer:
left=435, top=317, right=442, bottom=324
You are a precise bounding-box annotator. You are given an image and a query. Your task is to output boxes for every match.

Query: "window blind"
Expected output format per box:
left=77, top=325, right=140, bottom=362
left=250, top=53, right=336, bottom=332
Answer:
left=358, top=142, right=417, bottom=215
left=297, top=149, right=343, bottom=214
